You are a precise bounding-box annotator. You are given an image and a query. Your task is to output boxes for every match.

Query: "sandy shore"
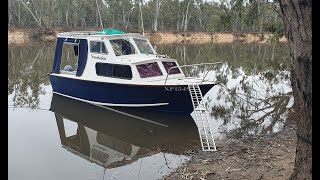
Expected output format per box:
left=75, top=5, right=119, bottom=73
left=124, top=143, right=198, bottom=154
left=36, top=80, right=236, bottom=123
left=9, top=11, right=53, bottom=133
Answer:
left=164, top=126, right=296, bottom=180
left=8, top=28, right=287, bottom=45
left=146, top=32, right=287, bottom=44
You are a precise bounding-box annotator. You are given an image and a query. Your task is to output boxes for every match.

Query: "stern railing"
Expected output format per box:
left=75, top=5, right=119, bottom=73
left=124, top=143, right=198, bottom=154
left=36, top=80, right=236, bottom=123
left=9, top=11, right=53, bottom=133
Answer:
left=164, top=62, right=223, bottom=85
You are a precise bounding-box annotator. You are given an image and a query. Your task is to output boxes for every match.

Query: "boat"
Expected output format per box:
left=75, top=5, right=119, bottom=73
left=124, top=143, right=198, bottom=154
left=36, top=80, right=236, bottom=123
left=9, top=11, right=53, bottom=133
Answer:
left=50, top=93, right=200, bottom=168
left=49, top=29, right=221, bottom=114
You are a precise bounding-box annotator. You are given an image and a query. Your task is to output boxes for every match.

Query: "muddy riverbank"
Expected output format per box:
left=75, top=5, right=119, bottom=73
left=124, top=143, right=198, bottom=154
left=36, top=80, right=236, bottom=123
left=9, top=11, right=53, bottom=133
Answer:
left=164, top=125, right=296, bottom=180
left=8, top=28, right=287, bottom=45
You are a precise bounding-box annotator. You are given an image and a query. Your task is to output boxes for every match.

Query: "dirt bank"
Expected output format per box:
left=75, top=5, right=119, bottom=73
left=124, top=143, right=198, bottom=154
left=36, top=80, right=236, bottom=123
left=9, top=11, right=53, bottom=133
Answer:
left=8, top=28, right=287, bottom=45
left=164, top=126, right=296, bottom=180
left=8, top=29, right=31, bottom=45
left=147, top=32, right=287, bottom=44
left=8, top=28, right=58, bottom=45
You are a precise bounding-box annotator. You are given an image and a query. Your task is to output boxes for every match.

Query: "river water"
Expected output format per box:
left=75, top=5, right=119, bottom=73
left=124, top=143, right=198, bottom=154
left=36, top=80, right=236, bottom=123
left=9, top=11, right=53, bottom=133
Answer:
left=8, top=42, right=292, bottom=180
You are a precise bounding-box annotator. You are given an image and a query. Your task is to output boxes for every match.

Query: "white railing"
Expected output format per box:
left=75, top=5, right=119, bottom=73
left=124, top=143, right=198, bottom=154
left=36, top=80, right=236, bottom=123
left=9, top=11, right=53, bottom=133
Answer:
left=58, top=31, right=98, bottom=37
left=164, top=62, right=223, bottom=85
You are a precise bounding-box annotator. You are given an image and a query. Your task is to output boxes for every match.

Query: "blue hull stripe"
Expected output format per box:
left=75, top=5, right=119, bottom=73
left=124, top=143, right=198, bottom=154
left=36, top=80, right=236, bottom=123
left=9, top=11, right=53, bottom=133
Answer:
left=49, top=75, right=215, bottom=114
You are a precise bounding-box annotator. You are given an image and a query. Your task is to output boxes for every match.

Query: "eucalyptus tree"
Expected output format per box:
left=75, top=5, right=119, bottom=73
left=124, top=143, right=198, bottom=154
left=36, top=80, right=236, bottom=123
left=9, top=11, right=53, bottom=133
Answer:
left=278, top=0, right=312, bottom=179
left=194, top=0, right=204, bottom=30
left=244, top=0, right=259, bottom=31
left=157, top=0, right=179, bottom=31
left=8, top=0, right=285, bottom=35
left=153, top=0, right=160, bottom=32
left=139, top=0, right=144, bottom=34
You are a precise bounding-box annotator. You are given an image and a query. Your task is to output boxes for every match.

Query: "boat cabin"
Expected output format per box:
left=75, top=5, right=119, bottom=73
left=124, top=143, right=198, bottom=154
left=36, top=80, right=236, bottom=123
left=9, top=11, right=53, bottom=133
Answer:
left=52, top=30, right=185, bottom=85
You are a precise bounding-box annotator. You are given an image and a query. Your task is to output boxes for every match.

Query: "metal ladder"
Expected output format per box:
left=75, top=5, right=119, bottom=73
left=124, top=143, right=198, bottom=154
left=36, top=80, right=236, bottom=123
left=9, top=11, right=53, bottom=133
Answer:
left=188, top=84, right=217, bottom=151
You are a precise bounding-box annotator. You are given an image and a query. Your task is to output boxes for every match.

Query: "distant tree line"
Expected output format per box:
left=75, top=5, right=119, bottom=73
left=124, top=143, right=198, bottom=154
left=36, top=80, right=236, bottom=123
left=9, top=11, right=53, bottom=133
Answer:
left=8, top=0, right=284, bottom=35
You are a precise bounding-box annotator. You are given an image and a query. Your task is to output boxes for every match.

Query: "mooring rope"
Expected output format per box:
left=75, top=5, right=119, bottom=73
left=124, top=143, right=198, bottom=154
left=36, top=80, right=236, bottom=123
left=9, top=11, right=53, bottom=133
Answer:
left=26, top=73, right=50, bottom=85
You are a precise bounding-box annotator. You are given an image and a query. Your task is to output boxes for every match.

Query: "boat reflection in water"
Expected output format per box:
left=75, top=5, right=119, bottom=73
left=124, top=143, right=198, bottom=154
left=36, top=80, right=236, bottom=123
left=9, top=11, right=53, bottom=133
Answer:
left=50, top=93, right=200, bottom=169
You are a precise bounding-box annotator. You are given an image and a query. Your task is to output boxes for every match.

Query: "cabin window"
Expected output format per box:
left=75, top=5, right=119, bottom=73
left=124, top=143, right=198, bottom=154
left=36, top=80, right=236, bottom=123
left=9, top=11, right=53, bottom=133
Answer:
left=96, top=63, right=132, bottom=79
left=136, top=62, right=163, bottom=78
left=162, top=61, right=181, bottom=75
left=133, top=38, right=154, bottom=54
left=90, top=41, right=108, bottom=54
left=110, top=39, right=136, bottom=56
left=60, top=43, right=79, bottom=75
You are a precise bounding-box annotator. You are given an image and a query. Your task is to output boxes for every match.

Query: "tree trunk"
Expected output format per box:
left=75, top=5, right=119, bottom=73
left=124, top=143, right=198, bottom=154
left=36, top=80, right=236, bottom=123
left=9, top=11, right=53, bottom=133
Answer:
left=139, top=0, right=144, bottom=35
left=96, top=11, right=99, bottom=28
left=183, top=1, right=191, bottom=32
left=66, top=10, right=69, bottom=26
left=153, top=0, right=160, bottom=32
left=8, top=0, right=12, bottom=26
left=18, top=3, right=21, bottom=25
left=195, top=1, right=203, bottom=31
left=122, top=6, right=126, bottom=28
left=112, top=15, right=115, bottom=28
left=177, top=4, right=181, bottom=31
left=278, top=0, right=312, bottom=179
left=259, top=3, right=263, bottom=33
left=19, top=0, right=43, bottom=29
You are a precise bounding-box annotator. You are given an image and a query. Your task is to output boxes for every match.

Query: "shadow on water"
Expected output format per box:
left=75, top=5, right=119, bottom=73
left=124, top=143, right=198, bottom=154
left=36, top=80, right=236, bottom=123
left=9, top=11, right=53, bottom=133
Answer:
left=50, top=93, right=200, bottom=169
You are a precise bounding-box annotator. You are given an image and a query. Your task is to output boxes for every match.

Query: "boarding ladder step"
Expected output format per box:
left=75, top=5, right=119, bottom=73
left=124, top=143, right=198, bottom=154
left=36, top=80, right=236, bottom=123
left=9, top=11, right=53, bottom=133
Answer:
left=188, top=84, right=216, bottom=151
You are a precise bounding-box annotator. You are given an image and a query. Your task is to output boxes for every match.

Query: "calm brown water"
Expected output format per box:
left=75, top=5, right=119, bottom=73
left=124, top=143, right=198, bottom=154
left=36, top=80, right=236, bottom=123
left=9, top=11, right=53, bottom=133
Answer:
left=8, top=42, right=291, bottom=180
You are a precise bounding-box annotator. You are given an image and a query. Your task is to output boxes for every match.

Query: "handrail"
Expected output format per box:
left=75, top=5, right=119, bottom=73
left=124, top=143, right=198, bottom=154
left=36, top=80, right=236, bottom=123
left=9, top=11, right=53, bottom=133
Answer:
left=59, top=31, right=97, bottom=36
left=164, top=62, right=223, bottom=85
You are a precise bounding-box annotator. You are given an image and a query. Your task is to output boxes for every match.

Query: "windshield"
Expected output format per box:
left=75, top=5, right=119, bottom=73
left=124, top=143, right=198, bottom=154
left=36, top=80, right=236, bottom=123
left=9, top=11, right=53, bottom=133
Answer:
left=110, top=39, right=136, bottom=56
left=133, top=38, right=155, bottom=54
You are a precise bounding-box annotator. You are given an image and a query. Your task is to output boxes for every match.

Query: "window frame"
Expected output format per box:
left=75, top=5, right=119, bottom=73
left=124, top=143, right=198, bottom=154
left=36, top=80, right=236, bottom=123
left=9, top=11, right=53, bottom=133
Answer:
left=109, top=38, right=137, bottom=56
left=59, top=41, right=80, bottom=75
left=132, top=38, right=156, bottom=55
left=95, top=62, right=133, bottom=80
left=90, top=40, right=108, bottom=55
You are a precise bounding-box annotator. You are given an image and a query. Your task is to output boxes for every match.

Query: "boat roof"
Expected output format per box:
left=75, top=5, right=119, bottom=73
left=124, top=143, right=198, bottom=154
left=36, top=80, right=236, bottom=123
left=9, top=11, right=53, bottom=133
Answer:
left=57, top=29, right=147, bottom=40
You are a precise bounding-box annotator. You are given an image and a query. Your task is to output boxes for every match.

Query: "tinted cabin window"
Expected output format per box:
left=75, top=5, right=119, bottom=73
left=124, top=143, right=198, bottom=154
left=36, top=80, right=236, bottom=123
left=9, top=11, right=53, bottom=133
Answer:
left=90, top=41, right=108, bottom=54
left=162, top=61, right=181, bottom=75
left=96, top=63, right=132, bottom=79
left=136, top=62, right=163, bottom=78
left=110, top=39, right=136, bottom=56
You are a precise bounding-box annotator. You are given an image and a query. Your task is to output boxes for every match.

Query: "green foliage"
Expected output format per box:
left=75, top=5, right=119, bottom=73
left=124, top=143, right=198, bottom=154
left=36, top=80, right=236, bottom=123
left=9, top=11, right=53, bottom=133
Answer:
left=8, top=0, right=284, bottom=33
left=244, top=0, right=258, bottom=27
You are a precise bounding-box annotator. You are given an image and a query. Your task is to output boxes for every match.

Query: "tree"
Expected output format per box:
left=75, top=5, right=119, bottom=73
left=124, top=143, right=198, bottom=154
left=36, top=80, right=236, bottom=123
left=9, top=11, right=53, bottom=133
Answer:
left=153, top=0, right=160, bottom=32
left=139, top=0, right=145, bottom=34
left=278, top=0, right=312, bottom=179
left=18, top=0, right=43, bottom=29
left=183, top=0, right=192, bottom=32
